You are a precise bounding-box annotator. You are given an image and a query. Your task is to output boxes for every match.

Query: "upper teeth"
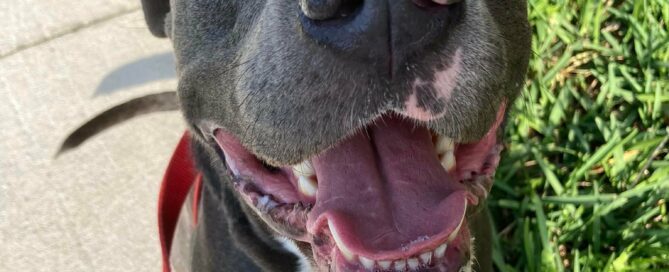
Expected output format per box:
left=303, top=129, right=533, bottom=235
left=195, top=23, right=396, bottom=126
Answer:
left=293, top=160, right=315, bottom=176
left=293, top=161, right=318, bottom=198
left=297, top=176, right=317, bottom=197
left=440, top=151, right=456, bottom=172
left=435, top=136, right=457, bottom=172
left=435, top=136, right=455, bottom=153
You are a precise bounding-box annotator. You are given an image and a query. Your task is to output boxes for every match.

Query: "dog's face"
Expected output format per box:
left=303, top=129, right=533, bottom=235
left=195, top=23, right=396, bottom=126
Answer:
left=143, top=0, right=530, bottom=271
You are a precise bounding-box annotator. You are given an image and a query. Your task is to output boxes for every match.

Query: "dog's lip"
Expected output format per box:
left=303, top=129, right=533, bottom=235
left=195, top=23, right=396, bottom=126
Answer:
left=212, top=128, right=306, bottom=204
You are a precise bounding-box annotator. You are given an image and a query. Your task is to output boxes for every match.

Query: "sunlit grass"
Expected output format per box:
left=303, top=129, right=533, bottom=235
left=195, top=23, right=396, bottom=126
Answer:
left=491, top=0, right=669, bottom=271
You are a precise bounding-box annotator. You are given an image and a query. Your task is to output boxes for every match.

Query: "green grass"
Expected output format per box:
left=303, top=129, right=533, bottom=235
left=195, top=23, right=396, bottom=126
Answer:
left=491, top=0, right=669, bottom=271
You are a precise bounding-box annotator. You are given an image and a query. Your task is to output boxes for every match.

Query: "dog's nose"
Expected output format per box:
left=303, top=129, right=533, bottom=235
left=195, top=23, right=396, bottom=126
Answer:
left=299, top=0, right=462, bottom=73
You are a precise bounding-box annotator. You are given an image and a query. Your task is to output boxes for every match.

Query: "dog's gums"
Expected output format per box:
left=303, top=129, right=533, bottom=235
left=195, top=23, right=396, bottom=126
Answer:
left=210, top=104, right=505, bottom=272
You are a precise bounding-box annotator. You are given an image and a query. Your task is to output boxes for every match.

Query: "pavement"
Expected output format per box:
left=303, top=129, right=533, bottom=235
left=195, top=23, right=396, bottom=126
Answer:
left=0, top=1, right=185, bottom=271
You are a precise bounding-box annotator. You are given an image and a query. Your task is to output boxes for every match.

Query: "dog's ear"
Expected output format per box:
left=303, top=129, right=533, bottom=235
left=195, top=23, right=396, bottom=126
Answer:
left=141, top=0, right=170, bottom=38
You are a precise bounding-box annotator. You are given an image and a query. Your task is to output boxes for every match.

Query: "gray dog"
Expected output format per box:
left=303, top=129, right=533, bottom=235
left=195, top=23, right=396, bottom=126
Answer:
left=63, top=0, right=531, bottom=271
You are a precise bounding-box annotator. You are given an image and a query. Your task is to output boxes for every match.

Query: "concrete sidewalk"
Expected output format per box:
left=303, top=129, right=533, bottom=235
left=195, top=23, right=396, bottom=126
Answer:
left=1, top=1, right=184, bottom=271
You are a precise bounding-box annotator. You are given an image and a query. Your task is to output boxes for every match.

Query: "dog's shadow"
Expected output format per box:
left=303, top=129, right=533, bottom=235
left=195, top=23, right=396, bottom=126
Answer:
left=95, top=52, right=176, bottom=96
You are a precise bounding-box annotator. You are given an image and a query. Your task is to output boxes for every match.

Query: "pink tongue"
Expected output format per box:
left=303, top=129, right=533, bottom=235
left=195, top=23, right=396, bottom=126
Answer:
left=308, top=116, right=467, bottom=254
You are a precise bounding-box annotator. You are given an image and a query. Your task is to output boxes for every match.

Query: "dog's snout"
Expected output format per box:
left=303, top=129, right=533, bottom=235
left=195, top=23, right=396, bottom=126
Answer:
left=299, top=0, right=462, bottom=74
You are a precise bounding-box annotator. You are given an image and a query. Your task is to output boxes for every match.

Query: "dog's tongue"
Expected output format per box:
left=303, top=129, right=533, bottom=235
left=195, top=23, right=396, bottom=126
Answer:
left=307, top=116, right=468, bottom=255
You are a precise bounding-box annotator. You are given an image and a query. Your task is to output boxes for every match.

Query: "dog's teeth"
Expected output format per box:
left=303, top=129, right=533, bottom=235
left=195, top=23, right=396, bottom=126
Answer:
left=435, top=136, right=455, bottom=155
left=294, top=160, right=318, bottom=197
left=297, top=176, right=318, bottom=197
left=328, top=220, right=356, bottom=262
left=434, top=243, right=448, bottom=259
left=394, top=260, right=407, bottom=271
left=420, top=252, right=432, bottom=264
left=447, top=201, right=467, bottom=243
left=436, top=136, right=457, bottom=171
left=407, top=258, right=419, bottom=270
left=359, top=256, right=375, bottom=270
left=292, top=160, right=315, bottom=176
left=378, top=260, right=392, bottom=270
left=440, top=151, right=456, bottom=171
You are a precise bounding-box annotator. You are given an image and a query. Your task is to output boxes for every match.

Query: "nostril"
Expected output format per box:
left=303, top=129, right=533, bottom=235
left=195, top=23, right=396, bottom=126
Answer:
left=432, top=0, right=462, bottom=4
left=335, top=0, right=364, bottom=19
left=412, top=0, right=461, bottom=9
left=299, top=0, right=341, bottom=20
left=299, top=0, right=364, bottom=21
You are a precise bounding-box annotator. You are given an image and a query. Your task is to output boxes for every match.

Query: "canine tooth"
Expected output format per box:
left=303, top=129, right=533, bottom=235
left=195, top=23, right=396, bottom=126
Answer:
left=434, top=243, right=448, bottom=259
left=446, top=221, right=461, bottom=243
left=359, top=256, right=375, bottom=270
left=293, top=160, right=315, bottom=176
left=297, top=176, right=318, bottom=197
left=394, top=260, right=407, bottom=271
left=420, top=252, right=432, bottom=264
left=328, top=220, right=356, bottom=262
left=435, top=136, right=455, bottom=154
left=378, top=260, right=392, bottom=270
left=407, top=258, right=420, bottom=270
left=440, top=151, right=456, bottom=171
left=447, top=203, right=467, bottom=243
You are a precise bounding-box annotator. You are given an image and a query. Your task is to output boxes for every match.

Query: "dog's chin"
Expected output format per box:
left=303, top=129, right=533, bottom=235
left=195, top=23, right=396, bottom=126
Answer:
left=207, top=102, right=506, bottom=271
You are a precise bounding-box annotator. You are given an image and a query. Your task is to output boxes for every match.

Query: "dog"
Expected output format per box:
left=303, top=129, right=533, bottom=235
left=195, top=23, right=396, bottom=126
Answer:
left=62, top=0, right=531, bottom=271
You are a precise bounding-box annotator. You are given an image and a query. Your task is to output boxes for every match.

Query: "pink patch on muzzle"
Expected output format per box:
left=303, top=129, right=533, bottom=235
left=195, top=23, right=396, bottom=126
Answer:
left=400, top=48, right=462, bottom=121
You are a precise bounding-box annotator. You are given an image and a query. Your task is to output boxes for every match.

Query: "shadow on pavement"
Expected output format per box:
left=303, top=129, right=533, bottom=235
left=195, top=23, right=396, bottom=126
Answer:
left=95, top=52, right=176, bottom=95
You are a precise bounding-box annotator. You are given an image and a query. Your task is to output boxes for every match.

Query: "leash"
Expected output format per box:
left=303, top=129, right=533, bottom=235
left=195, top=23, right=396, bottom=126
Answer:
left=158, top=132, right=203, bottom=272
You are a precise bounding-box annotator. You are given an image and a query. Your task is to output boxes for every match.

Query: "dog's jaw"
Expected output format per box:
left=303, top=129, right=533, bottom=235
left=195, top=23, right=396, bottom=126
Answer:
left=207, top=103, right=506, bottom=271
left=312, top=211, right=472, bottom=272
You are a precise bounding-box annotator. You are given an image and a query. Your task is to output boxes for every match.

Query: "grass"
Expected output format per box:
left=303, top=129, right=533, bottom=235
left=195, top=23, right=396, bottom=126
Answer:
left=491, top=0, right=669, bottom=271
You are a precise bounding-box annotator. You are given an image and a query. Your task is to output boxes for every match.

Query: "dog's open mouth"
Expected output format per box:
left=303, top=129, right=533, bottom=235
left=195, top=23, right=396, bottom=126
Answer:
left=211, top=105, right=505, bottom=271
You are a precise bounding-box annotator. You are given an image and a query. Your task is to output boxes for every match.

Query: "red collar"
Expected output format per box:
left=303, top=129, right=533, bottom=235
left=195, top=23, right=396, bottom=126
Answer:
left=158, top=132, right=202, bottom=272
